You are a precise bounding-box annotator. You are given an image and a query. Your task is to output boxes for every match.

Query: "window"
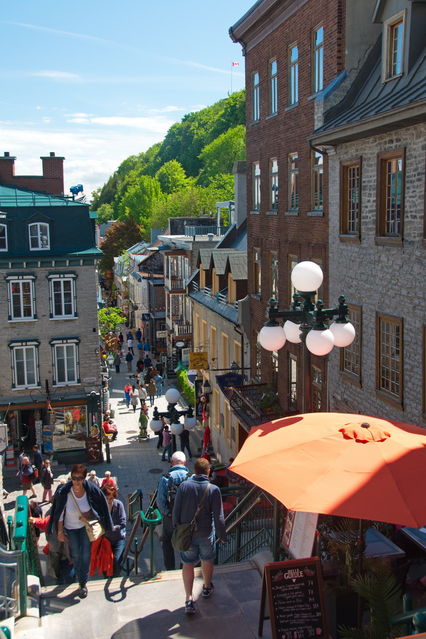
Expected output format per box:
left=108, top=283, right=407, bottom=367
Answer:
left=377, top=150, right=404, bottom=238
left=51, top=339, right=80, bottom=385
left=253, top=162, right=261, bottom=210
left=210, top=326, right=217, bottom=365
left=270, top=158, right=279, bottom=209
left=376, top=313, right=403, bottom=404
left=269, top=59, right=278, bottom=115
left=272, top=350, right=279, bottom=384
left=0, top=223, right=7, bottom=251
left=311, top=365, right=323, bottom=411
left=312, top=26, right=324, bottom=93
left=233, top=340, right=241, bottom=368
left=288, top=255, right=298, bottom=302
left=221, top=333, right=229, bottom=370
left=341, top=161, right=361, bottom=235
left=254, top=341, right=262, bottom=380
left=340, top=305, right=362, bottom=382
left=9, top=340, right=39, bottom=388
left=253, top=71, right=260, bottom=122
left=384, top=12, right=405, bottom=80
left=29, top=222, right=50, bottom=250
left=271, top=251, right=279, bottom=299
left=288, top=153, right=299, bottom=210
left=48, top=274, right=77, bottom=319
left=7, top=276, right=36, bottom=321
left=312, top=151, right=323, bottom=210
left=288, top=354, right=297, bottom=410
left=253, top=248, right=261, bottom=295
left=289, top=44, right=299, bottom=105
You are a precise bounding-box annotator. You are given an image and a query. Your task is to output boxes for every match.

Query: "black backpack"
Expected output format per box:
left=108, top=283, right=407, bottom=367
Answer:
left=166, top=471, right=190, bottom=511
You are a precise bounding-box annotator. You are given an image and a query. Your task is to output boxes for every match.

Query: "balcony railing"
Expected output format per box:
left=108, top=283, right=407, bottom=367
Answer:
left=166, top=276, right=186, bottom=290
left=184, top=225, right=230, bottom=237
left=174, top=322, right=192, bottom=336
left=227, top=384, right=282, bottom=428
left=191, top=282, right=238, bottom=310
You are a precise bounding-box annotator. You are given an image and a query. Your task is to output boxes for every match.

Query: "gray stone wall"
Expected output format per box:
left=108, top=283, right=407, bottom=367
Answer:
left=0, top=265, right=101, bottom=399
left=327, top=122, right=426, bottom=426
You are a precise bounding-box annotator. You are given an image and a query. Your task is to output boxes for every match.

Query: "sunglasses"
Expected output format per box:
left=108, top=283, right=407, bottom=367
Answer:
left=71, top=476, right=84, bottom=481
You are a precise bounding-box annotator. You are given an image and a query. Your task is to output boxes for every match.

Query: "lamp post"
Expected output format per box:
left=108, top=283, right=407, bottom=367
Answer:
left=258, top=261, right=355, bottom=412
left=149, top=387, right=197, bottom=453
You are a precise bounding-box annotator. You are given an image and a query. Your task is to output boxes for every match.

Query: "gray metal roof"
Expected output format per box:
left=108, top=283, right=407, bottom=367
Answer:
left=189, top=289, right=239, bottom=324
left=228, top=254, right=247, bottom=280
left=313, top=38, right=426, bottom=143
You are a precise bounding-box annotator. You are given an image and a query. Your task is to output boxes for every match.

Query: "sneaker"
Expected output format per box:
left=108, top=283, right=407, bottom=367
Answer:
left=78, top=585, right=88, bottom=599
left=202, top=582, right=214, bottom=598
left=185, top=600, right=196, bottom=615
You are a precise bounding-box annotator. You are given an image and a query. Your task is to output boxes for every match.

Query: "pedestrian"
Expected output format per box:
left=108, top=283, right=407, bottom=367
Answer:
left=143, top=341, right=150, bottom=353
left=179, top=428, right=193, bottom=460
left=41, top=459, right=54, bottom=503
left=147, top=378, right=156, bottom=406
left=139, top=383, right=148, bottom=404
left=113, top=352, right=121, bottom=373
left=143, top=354, right=152, bottom=369
left=161, top=425, right=172, bottom=462
left=130, top=385, right=139, bottom=412
left=124, top=383, right=132, bottom=408
left=125, top=350, right=133, bottom=372
left=127, top=337, right=134, bottom=355
left=157, top=452, right=190, bottom=570
left=101, top=471, right=117, bottom=490
left=31, top=444, right=43, bottom=482
left=118, top=332, right=124, bottom=346
left=126, top=331, right=133, bottom=341
left=172, top=457, right=226, bottom=615
left=102, top=485, right=127, bottom=576
left=19, top=456, right=36, bottom=498
left=102, top=418, right=118, bottom=441
left=135, top=328, right=142, bottom=343
left=154, top=373, right=164, bottom=397
left=87, top=470, right=101, bottom=487
left=47, top=464, right=113, bottom=599
left=136, top=357, right=144, bottom=373
left=157, top=418, right=165, bottom=450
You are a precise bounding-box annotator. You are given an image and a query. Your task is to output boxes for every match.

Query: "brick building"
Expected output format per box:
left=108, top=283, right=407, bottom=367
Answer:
left=230, top=0, right=379, bottom=412
left=0, top=151, right=65, bottom=196
left=312, top=0, right=426, bottom=425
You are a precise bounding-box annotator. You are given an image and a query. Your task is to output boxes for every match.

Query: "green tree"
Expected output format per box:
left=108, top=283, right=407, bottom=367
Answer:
left=99, top=218, right=143, bottom=275
left=96, top=203, right=115, bottom=224
left=155, top=160, right=188, bottom=194
left=118, top=175, right=162, bottom=223
left=198, top=125, right=245, bottom=185
left=98, top=307, right=127, bottom=337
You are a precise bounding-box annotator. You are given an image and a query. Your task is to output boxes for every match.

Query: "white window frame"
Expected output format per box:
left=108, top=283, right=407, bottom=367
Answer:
left=270, top=158, right=279, bottom=209
left=289, top=44, right=299, bottom=105
left=288, top=152, right=299, bottom=210
left=48, top=274, right=77, bottom=319
left=312, top=25, right=324, bottom=93
left=7, top=276, right=36, bottom=321
left=253, top=71, right=260, bottom=122
left=382, top=11, right=405, bottom=81
left=29, top=222, right=50, bottom=250
left=51, top=339, right=80, bottom=386
left=253, top=162, right=261, bottom=211
left=9, top=340, right=40, bottom=389
left=269, top=59, right=278, bottom=115
left=0, top=223, right=8, bottom=251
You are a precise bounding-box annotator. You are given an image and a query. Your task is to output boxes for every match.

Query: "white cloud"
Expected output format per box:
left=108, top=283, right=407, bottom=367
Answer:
left=31, top=70, right=81, bottom=81
left=66, top=114, right=175, bottom=134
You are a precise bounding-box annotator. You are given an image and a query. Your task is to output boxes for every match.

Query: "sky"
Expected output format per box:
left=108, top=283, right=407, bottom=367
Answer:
left=0, top=1, right=249, bottom=200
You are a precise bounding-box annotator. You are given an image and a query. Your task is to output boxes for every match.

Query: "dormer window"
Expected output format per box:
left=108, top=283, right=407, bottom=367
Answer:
left=384, top=11, right=405, bottom=80
left=29, top=222, right=50, bottom=250
left=0, top=224, right=7, bottom=251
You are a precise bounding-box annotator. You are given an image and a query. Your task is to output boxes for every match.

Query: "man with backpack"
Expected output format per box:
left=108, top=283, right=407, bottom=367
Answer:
left=157, top=451, right=189, bottom=570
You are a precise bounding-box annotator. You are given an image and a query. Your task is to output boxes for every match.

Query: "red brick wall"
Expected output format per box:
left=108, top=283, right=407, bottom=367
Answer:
left=241, top=0, right=345, bottom=411
left=0, top=153, right=64, bottom=195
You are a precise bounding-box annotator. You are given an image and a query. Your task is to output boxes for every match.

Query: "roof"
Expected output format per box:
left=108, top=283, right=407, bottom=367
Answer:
left=228, top=253, right=247, bottom=280
left=198, top=249, right=247, bottom=278
left=313, top=38, right=426, bottom=144
left=0, top=184, right=86, bottom=208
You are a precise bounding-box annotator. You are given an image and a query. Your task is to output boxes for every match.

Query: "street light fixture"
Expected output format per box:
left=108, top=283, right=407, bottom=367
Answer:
left=149, top=387, right=197, bottom=450
left=258, top=261, right=355, bottom=356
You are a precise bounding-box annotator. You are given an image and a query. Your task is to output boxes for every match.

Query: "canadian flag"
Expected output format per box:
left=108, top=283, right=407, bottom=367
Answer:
left=231, top=61, right=240, bottom=67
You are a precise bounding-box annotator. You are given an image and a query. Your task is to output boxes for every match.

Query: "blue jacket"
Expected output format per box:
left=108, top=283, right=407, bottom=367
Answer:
left=47, top=480, right=113, bottom=534
left=172, top=474, right=226, bottom=541
left=105, top=499, right=127, bottom=543
left=157, top=465, right=190, bottom=516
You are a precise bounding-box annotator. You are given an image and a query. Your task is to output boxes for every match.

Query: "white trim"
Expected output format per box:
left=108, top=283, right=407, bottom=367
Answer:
left=49, top=276, right=77, bottom=319
left=0, top=223, right=8, bottom=251
left=29, top=222, right=50, bottom=251
left=382, top=10, right=406, bottom=82
left=8, top=278, right=36, bottom=320
left=53, top=342, right=79, bottom=385
left=11, top=344, right=39, bottom=388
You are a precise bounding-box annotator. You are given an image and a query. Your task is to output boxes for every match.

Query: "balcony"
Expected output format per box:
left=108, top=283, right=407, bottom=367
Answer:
left=226, top=384, right=282, bottom=429
left=192, top=282, right=238, bottom=311
left=184, top=225, right=230, bottom=237
left=174, top=321, right=192, bottom=336
left=165, top=276, right=186, bottom=291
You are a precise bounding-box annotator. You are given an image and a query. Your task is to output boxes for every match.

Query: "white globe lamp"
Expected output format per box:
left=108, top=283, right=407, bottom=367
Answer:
left=306, top=329, right=335, bottom=356
left=184, top=413, right=197, bottom=430
left=258, top=325, right=286, bottom=352
left=149, top=417, right=162, bottom=433
left=284, top=320, right=302, bottom=344
left=165, top=388, right=181, bottom=404
left=291, top=261, right=323, bottom=292
left=329, top=321, right=356, bottom=347
left=170, top=421, right=183, bottom=436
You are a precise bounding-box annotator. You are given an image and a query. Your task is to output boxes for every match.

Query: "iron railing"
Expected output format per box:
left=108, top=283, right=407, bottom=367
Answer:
left=184, top=225, right=230, bottom=237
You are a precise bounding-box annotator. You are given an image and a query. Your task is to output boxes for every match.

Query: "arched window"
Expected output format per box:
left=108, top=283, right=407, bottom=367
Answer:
left=29, top=222, right=50, bottom=250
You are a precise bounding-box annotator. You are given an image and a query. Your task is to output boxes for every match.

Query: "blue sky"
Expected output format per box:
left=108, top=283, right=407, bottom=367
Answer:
left=0, top=1, right=249, bottom=199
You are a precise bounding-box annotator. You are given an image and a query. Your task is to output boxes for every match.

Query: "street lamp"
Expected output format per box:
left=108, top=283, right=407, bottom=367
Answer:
left=258, top=261, right=355, bottom=410
left=149, top=387, right=197, bottom=452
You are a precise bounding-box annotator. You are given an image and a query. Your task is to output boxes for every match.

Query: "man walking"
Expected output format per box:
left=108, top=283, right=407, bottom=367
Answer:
left=157, top=452, right=190, bottom=570
left=172, top=457, right=226, bottom=615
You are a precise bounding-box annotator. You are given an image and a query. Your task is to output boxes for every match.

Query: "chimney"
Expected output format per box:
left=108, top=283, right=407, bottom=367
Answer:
left=232, top=160, right=247, bottom=228
left=0, top=152, right=16, bottom=182
left=41, top=152, right=65, bottom=194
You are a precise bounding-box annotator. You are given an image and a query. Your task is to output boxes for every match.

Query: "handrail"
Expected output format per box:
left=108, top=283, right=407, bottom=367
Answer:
left=225, top=497, right=261, bottom=535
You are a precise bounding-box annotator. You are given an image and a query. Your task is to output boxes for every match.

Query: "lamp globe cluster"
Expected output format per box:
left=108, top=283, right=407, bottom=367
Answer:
left=258, top=261, right=355, bottom=357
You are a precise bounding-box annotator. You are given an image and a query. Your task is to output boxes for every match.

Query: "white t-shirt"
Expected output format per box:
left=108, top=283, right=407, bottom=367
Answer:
left=60, top=488, right=91, bottom=529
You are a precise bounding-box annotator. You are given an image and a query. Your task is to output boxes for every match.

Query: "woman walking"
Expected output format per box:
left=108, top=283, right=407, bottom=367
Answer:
left=147, top=378, right=156, bottom=406
left=41, top=459, right=54, bottom=503
left=19, top=456, right=36, bottom=498
left=113, top=352, right=121, bottom=373
left=161, top=425, right=172, bottom=462
left=48, top=464, right=112, bottom=599
left=102, top=485, right=127, bottom=576
left=130, top=385, right=139, bottom=413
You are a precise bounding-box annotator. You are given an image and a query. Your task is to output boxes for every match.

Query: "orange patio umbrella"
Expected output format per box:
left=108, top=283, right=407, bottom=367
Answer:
left=230, top=412, right=426, bottom=527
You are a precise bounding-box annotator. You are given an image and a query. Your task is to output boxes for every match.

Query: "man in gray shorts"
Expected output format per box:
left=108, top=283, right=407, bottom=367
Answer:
left=172, top=457, right=226, bottom=614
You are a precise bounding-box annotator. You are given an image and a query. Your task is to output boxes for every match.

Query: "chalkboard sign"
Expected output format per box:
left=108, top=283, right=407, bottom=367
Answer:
left=259, top=557, right=328, bottom=639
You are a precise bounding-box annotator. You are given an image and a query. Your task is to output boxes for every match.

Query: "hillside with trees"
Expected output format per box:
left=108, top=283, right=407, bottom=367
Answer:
left=92, top=90, right=245, bottom=235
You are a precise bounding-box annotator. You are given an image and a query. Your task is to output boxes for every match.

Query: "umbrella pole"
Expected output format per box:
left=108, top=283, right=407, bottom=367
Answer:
left=357, top=518, right=365, bottom=628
